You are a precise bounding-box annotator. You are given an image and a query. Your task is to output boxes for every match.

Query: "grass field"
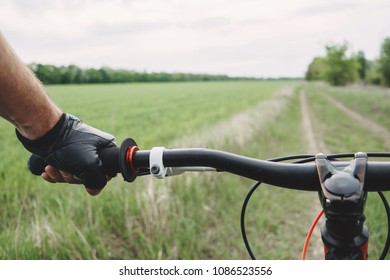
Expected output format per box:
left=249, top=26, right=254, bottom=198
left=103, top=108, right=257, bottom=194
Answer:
left=0, top=80, right=389, bottom=259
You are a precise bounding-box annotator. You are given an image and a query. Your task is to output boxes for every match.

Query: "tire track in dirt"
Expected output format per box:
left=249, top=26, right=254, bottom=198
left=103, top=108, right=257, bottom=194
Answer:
left=320, top=92, right=390, bottom=149
left=300, top=91, right=329, bottom=154
left=299, top=90, right=328, bottom=259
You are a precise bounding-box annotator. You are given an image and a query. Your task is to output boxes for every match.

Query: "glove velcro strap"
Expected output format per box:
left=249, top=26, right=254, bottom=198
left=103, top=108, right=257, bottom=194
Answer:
left=16, top=113, right=66, bottom=156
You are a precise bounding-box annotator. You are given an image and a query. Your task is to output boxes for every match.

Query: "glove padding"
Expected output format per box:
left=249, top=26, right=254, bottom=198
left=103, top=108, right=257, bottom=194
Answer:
left=16, top=113, right=117, bottom=189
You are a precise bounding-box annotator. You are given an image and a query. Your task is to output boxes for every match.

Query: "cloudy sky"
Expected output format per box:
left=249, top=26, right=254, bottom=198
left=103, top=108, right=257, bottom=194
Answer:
left=1, top=0, right=389, bottom=78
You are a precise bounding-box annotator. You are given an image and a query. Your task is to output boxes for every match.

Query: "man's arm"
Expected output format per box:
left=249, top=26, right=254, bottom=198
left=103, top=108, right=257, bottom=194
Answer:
left=0, top=32, right=63, bottom=140
left=0, top=33, right=116, bottom=195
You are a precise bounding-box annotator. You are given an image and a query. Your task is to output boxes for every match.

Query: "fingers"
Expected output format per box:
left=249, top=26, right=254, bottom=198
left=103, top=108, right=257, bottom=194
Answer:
left=41, top=165, right=111, bottom=196
left=42, top=165, right=82, bottom=184
left=85, top=188, right=103, bottom=196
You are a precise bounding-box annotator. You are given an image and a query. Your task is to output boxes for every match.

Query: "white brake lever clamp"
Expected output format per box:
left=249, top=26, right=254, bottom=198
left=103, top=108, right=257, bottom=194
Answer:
left=149, top=147, right=167, bottom=179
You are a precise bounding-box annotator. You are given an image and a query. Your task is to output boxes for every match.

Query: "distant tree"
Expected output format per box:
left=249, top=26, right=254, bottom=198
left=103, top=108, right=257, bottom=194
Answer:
left=60, top=66, right=72, bottom=84
left=99, top=67, right=113, bottom=83
left=60, top=65, right=83, bottom=83
left=305, top=57, right=327, bottom=81
left=366, top=60, right=383, bottom=85
left=27, top=63, right=254, bottom=84
left=354, top=51, right=368, bottom=82
left=33, top=64, right=62, bottom=84
left=85, top=68, right=104, bottom=83
left=378, top=37, right=390, bottom=86
left=324, top=43, right=359, bottom=86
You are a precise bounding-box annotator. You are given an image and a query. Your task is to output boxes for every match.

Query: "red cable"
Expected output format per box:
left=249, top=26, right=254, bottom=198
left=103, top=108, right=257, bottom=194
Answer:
left=301, top=209, right=324, bottom=260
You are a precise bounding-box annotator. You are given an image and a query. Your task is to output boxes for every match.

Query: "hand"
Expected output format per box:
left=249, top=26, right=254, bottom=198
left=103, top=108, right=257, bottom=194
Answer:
left=18, top=113, right=117, bottom=193
left=42, top=165, right=111, bottom=196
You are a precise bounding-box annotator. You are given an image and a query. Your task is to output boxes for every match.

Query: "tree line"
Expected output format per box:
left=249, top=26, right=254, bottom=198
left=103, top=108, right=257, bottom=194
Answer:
left=28, top=63, right=261, bottom=85
left=305, top=37, right=390, bottom=87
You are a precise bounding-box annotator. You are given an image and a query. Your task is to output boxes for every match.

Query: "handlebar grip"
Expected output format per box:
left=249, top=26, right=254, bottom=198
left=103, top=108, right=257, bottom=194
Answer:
left=27, top=147, right=121, bottom=177
left=98, top=147, right=120, bottom=176
left=28, top=154, right=46, bottom=175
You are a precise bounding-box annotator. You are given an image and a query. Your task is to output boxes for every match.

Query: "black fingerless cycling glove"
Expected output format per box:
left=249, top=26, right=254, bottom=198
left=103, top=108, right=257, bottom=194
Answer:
left=16, top=113, right=117, bottom=189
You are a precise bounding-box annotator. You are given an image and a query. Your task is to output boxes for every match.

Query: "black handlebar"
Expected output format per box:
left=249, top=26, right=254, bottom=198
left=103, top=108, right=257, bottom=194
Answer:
left=28, top=140, right=390, bottom=192
left=129, top=148, right=390, bottom=192
left=132, top=149, right=322, bottom=191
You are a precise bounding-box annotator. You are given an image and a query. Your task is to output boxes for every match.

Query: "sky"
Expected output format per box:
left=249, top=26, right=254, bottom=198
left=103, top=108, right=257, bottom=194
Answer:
left=1, top=0, right=390, bottom=78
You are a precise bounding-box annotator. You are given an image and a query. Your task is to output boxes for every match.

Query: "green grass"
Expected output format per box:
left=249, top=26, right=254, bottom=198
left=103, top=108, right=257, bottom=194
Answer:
left=1, top=80, right=389, bottom=260
left=47, top=81, right=282, bottom=148
left=1, top=80, right=300, bottom=259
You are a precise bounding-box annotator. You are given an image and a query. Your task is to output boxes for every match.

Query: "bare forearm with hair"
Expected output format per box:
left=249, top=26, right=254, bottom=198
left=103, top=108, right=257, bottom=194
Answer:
left=0, top=33, right=62, bottom=140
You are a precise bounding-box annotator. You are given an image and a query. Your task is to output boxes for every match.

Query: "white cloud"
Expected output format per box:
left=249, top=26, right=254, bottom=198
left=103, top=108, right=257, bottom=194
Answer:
left=1, top=0, right=389, bottom=77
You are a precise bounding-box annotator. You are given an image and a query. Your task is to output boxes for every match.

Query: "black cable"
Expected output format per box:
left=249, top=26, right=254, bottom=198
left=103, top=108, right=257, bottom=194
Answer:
left=378, top=191, right=390, bottom=260
left=240, top=155, right=315, bottom=260
left=267, top=154, right=314, bottom=162
left=241, top=180, right=262, bottom=260
left=240, top=154, right=315, bottom=260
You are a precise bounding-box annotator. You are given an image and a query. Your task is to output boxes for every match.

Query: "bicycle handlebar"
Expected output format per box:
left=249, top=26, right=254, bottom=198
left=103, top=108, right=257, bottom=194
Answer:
left=132, top=148, right=321, bottom=190
left=28, top=139, right=390, bottom=192
left=99, top=145, right=390, bottom=192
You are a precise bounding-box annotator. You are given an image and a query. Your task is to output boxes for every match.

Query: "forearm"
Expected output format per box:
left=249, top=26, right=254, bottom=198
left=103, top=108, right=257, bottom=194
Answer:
left=0, top=33, right=62, bottom=140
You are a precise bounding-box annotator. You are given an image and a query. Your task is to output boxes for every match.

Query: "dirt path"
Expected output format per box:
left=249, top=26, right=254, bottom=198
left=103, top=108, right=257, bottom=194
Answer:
left=320, top=92, right=390, bottom=149
left=299, top=90, right=328, bottom=260
left=300, top=91, right=329, bottom=154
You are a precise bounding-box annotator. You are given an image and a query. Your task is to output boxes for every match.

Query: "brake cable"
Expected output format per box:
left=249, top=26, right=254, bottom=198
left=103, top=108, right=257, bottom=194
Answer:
left=240, top=154, right=315, bottom=260
left=240, top=180, right=262, bottom=260
left=378, top=191, right=390, bottom=259
left=301, top=209, right=324, bottom=260
left=240, top=153, right=390, bottom=260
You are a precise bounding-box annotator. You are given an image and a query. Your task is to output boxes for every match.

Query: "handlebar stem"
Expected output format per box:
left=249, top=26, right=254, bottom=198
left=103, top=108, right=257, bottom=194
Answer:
left=315, top=153, right=369, bottom=259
